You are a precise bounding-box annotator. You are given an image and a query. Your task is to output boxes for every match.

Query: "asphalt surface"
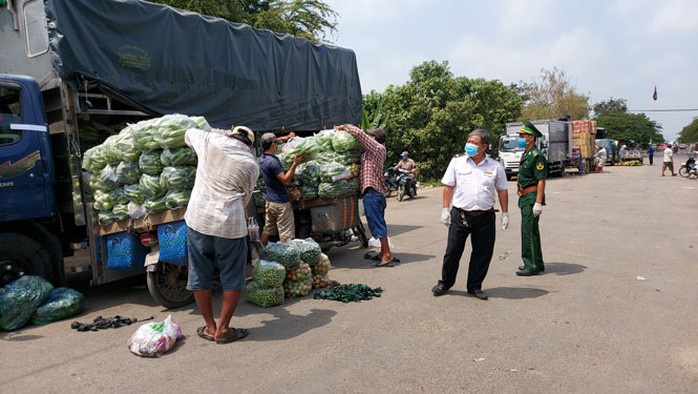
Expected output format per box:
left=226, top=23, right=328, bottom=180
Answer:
left=2, top=156, right=698, bottom=393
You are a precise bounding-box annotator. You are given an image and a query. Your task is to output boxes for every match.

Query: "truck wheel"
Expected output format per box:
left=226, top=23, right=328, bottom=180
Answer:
left=0, top=233, right=54, bottom=285
left=147, top=263, right=194, bottom=309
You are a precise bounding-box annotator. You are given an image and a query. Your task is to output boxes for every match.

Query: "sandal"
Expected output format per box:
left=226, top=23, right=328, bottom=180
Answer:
left=216, top=328, right=249, bottom=344
left=373, top=257, right=400, bottom=267
left=197, top=326, right=215, bottom=342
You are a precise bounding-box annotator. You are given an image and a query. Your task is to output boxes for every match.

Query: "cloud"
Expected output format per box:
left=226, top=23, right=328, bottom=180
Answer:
left=497, top=0, right=558, bottom=36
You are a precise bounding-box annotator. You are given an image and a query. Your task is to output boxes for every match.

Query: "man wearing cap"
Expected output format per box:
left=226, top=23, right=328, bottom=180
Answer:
left=516, top=121, right=547, bottom=276
left=336, top=124, right=396, bottom=267
left=431, top=129, right=509, bottom=300
left=259, top=132, right=305, bottom=245
left=185, top=125, right=259, bottom=343
left=394, top=151, right=418, bottom=195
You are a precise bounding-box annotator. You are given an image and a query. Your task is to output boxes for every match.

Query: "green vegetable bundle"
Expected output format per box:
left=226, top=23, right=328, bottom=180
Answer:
left=115, top=127, right=141, bottom=162
left=139, top=173, right=166, bottom=199
left=97, top=164, right=120, bottom=190
left=0, top=275, right=53, bottom=331
left=314, top=150, right=337, bottom=164
left=161, top=147, right=197, bottom=166
left=296, top=160, right=321, bottom=186
left=318, top=179, right=359, bottom=199
left=30, top=288, right=84, bottom=325
left=130, top=120, right=160, bottom=151
left=115, top=161, right=141, bottom=185
left=335, top=150, right=362, bottom=165
left=313, top=283, right=383, bottom=303
left=252, top=260, right=286, bottom=288
left=92, top=190, right=113, bottom=211
left=108, top=187, right=129, bottom=205
left=138, top=150, right=164, bottom=176
left=246, top=281, right=284, bottom=308
left=260, top=242, right=301, bottom=270
left=123, top=184, right=145, bottom=205
left=101, top=135, right=124, bottom=165
left=283, top=136, right=321, bottom=158
left=319, top=161, right=351, bottom=183
left=160, top=166, right=196, bottom=191
left=288, top=238, right=322, bottom=266
left=315, top=129, right=335, bottom=151
left=302, top=185, right=318, bottom=200
left=98, top=211, right=118, bottom=225
left=144, top=196, right=168, bottom=214
left=83, top=145, right=108, bottom=172
left=331, top=130, right=362, bottom=152
left=165, top=190, right=191, bottom=209
left=112, top=203, right=129, bottom=221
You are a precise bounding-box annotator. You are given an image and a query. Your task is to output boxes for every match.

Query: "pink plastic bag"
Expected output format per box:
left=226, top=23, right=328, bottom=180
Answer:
left=127, top=315, right=182, bottom=357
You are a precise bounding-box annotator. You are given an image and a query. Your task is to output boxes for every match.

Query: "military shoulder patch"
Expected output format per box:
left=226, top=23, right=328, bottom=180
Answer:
left=532, top=150, right=538, bottom=157
left=536, top=162, right=545, bottom=171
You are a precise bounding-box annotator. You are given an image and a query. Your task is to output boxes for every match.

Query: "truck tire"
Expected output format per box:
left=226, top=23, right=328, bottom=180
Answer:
left=147, top=262, right=194, bottom=309
left=0, top=233, right=54, bottom=284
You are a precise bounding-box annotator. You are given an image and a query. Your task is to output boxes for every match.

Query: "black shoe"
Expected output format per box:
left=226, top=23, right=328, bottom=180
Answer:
left=516, top=269, right=541, bottom=276
left=431, top=282, right=451, bottom=296
left=468, top=289, right=488, bottom=300
left=518, top=265, right=545, bottom=272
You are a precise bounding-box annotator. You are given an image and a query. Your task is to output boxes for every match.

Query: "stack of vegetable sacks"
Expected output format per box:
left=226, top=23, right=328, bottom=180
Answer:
left=259, top=239, right=323, bottom=298
left=272, top=129, right=363, bottom=201
left=82, top=114, right=209, bottom=225
left=246, top=260, right=286, bottom=308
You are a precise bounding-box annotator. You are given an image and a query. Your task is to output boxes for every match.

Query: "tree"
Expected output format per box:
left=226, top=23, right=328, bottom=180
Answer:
left=520, top=67, right=590, bottom=121
left=362, top=61, right=523, bottom=181
left=678, top=119, right=698, bottom=143
left=593, top=98, right=628, bottom=116
left=595, top=112, right=663, bottom=147
left=150, top=0, right=337, bottom=42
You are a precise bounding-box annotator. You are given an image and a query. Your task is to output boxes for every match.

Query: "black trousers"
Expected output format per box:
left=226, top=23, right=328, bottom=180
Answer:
left=440, top=208, right=496, bottom=292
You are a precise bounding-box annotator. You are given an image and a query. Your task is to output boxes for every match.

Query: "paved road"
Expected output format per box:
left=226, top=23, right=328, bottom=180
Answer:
left=3, top=158, right=698, bottom=393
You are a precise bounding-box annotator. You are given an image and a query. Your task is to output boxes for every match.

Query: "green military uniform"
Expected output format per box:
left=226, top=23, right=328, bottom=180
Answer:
left=517, top=122, right=547, bottom=273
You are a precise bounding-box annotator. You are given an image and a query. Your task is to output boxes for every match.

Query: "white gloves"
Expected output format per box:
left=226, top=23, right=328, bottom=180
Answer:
left=501, top=212, right=509, bottom=230
left=440, top=208, right=451, bottom=226
left=532, top=202, right=543, bottom=217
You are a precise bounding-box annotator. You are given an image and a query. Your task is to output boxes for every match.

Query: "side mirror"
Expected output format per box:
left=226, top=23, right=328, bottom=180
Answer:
left=541, top=140, right=549, bottom=148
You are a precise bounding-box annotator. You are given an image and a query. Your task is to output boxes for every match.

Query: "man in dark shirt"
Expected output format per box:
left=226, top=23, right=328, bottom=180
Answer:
left=259, top=132, right=305, bottom=245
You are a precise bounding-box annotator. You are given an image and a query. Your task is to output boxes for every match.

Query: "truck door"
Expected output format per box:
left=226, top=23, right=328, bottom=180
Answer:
left=0, top=76, right=56, bottom=221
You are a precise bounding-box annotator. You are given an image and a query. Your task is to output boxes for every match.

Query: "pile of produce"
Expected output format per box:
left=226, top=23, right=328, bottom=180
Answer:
left=288, top=238, right=322, bottom=266
left=311, top=253, right=332, bottom=289
left=255, top=129, right=365, bottom=202
left=260, top=242, right=301, bottom=270
left=246, top=260, right=286, bottom=308
left=82, top=114, right=209, bottom=225
left=283, top=262, right=313, bottom=298
left=620, top=160, right=642, bottom=166
left=313, top=283, right=383, bottom=303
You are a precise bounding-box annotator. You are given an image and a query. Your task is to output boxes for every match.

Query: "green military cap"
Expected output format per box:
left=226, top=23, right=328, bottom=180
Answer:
left=519, top=121, right=543, bottom=138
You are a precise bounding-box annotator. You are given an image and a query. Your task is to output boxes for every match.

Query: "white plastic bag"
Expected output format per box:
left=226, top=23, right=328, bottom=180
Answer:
left=127, top=315, right=182, bottom=357
left=247, top=217, right=260, bottom=243
left=368, top=237, right=394, bottom=249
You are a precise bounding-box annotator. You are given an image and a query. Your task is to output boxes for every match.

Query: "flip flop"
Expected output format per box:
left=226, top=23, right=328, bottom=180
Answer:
left=373, top=257, right=400, bottom=267
left=215, top=328, right=249, bottom=344
left=197, top=326, right=215, bottom=342
left=363, top=251, right=380, bottom=261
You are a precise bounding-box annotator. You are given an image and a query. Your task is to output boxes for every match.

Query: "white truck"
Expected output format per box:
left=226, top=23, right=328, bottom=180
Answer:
left=499, top=120, right=571, bottom=180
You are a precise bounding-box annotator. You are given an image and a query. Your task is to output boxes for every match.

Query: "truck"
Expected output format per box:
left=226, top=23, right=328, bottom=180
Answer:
left=499, top=120, right=571, bottom=180
left=0, top=0, right=362, bottom=307
left=594, top=127, right=619, bottom=166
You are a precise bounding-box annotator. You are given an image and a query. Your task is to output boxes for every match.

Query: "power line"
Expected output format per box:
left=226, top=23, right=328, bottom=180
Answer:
left=628, top=108, right=698, bottom=112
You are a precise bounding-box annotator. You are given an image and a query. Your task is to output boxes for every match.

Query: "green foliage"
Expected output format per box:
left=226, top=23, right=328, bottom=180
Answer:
left=595, top=112, right=664, bottom=147
left=521, top=67, right=590, bottom=121
left=150, top=0, right=337, bottom=42
left=362, top=61, right=523, bottom=181
left=593, top=98, right=628, bottom=116
left=678, top=119, right=698, bottom=143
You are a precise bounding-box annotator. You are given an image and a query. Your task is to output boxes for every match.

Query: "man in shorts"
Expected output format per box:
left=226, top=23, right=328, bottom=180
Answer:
left=259, top=132, right=305, bottom=244
left=184, top=126, right=259, bottom=344
left=662, top=144, right=677, bottom=176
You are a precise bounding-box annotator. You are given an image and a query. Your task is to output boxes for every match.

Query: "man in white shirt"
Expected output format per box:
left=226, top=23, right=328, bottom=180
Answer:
left=594, top=146, right=607, bottom=172
left=431, top=129, right=509, bottom=300
left=185, top=125, right=259, bottom=344
left=662, top=144, right=676, bottom=176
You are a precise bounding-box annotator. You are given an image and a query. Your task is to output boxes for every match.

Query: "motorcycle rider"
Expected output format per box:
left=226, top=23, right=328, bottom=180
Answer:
left=394, top=151, right=418, bottom=195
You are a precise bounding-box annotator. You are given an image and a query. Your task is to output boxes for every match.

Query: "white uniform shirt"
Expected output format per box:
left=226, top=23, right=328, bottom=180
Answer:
left=663, top=147, right=673, bottom=162
left=441, top=154, right=508, bottom=211
left=184, top=129, right=260, bottom=239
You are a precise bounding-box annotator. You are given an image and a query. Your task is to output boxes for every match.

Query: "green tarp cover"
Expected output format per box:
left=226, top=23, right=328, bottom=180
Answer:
left=46, top=0, right=362, bottom=131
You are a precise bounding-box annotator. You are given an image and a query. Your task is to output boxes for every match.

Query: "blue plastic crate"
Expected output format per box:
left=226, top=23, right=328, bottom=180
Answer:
left=158, top=220, right=188, bottom=266
left=107, top=232, right=148, bottom=270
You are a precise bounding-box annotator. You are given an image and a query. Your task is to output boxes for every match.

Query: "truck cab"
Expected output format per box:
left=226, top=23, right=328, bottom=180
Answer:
left=498, top=135, right=525, bottom=181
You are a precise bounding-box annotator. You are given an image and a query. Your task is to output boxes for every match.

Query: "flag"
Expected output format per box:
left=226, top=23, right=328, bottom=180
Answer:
left=652, top=86, right=657, bottom=101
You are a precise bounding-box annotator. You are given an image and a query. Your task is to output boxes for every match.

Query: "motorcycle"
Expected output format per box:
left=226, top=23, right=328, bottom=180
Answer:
left=396, top=168, right=417, bottom=201
left=679, top=155, right=697, bottom=178
left=384, top=167, right=399, bottom=197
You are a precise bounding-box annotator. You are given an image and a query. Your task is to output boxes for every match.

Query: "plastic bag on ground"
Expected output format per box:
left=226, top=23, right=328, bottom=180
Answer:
left=30, top=287, right=84, bottom=325
left=127, top=314, right=182, bottom=357
left=368, top=237, right=395, bottom=249
left=0, top=275, right=54, bottom=331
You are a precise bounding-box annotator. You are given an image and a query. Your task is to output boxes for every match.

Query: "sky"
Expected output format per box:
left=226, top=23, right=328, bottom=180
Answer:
left=324, top=0, right=698, bottom=142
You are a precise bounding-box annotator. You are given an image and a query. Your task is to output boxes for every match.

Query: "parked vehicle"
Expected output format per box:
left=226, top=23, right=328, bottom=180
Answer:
left=0, top=0, right=362, bottom=307
left=679, top=154, right=697, bottom=179
left=499, top=120, right=571, bottom=180
left=384, top=167, right=399, bottom=197
left=395, top=168, right=417, bottom=201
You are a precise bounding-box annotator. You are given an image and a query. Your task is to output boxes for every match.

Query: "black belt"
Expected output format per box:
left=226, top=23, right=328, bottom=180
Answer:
left=455, top=207, right=495, bottom=217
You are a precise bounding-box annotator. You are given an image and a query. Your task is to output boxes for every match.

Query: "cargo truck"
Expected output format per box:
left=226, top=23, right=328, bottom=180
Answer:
left=499, top=120, right=571, bottom=180
left=0, top=0, right=362, bottom=307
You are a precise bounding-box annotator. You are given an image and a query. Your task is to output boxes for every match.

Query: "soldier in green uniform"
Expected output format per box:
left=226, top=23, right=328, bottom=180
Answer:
left=516, top=121, right=547, bottom=276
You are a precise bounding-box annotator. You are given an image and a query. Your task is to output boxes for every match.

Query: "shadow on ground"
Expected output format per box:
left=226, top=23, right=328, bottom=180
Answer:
left=544, top=262, right=586, bottom=276
left=451, top=287, right=549, bottom=300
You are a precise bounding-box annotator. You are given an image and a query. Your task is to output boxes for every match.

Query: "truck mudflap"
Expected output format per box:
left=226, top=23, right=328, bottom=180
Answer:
left=144, top=249, right=159, bottom=272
